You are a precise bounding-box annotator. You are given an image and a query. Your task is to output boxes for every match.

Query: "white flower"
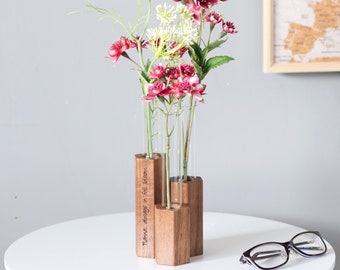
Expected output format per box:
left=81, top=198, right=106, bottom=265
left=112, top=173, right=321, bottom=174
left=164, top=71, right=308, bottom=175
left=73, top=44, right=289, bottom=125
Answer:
left=175, top=3, right=193, bottom=20
left=146, top=27, right=158, bottom=41
left=156, top=3, right=176, bottom=25
left=146, top=26, right=176, bottom=43
left=176, top=18, right=198, bottom=45
left=146, top=2, right=199, bottom=58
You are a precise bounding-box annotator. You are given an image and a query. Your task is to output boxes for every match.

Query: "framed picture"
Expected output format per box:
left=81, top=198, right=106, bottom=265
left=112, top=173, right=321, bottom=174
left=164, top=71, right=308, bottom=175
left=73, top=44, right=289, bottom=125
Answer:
left=263, top=0, right=340, bottom=73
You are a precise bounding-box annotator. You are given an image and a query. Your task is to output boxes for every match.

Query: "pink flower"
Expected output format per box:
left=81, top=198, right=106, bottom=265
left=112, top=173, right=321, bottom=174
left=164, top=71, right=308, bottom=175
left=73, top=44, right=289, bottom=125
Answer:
left=120, top=36, right=131, bottom=51
left=194, top=0, right=219, bottom=9
left=150, top=64, right=166, bottom=79
left=222, top=21, right=238, bottom=34
left=176, top=0, right=229, bottom=24
left=205, top=11, right=223, bottom=24
left=177, top=75, right=206, bottom=102
left=108, top=36, right=149, bottom=63
left=108, top=36, right=132, bottom=63
left=178, top=78, right=192, bottom=95
left=179, top=64, right=195, bottom=78
left=170, top=42, right=188, bottom=58
left=187, top=75, right=200, bottom=85
left=160, top=86, right=175, bottom=97
left=108, top=41, right=124, bottom=63
left=150, top=81, right=164, bottom=95
left=166, top=83, right=182, bottom=99
left=166, top=67, right=181, bottom=80
left=130, top=36, right=149, bottom=49
left=185, top=2, right=202, bottom=24
left=175, top=0, right=227, bottom=9
left=144, top=63, right=205, bottom=102
left=145, top=81, right=165, bottom=101
left=191, top=83, right=206, bottom=102
left=181, top=75, right=206, bottom=101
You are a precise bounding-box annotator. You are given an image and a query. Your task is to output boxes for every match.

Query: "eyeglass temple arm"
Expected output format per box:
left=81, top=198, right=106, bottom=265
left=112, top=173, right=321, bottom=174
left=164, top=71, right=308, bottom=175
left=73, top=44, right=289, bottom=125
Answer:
left=239, top=255, right=248, bottom=264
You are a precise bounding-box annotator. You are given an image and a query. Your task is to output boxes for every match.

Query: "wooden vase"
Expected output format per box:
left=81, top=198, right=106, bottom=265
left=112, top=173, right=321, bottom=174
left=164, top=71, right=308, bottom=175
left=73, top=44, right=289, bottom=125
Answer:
left=154, top=204, right=190, bottom=266
left=171, top=176, right=203, bottom=256
left=135, top=153, right=163, bottom=258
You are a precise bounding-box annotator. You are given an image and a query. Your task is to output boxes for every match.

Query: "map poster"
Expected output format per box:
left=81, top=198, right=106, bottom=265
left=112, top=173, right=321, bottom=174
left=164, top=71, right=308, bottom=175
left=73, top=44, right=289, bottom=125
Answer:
left=263, top=0, right=340, bottom=73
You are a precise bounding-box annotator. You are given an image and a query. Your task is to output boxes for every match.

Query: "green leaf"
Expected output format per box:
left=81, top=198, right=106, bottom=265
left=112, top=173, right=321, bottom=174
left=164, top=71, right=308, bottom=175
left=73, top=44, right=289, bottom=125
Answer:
left=203, top=55, right=234, bottom=74
left=86, top=2, right=108, bottom=15
left=205, top=38, right=228, bottom=53
left=188, top=43, right=205, bottom=66
left=193, top=63, right=204, bottom=81
left=188, top=43, right=207, bottom=80
left=140, top=71, right=149, bottom=83
left=140, top=62, right=151, bottom=84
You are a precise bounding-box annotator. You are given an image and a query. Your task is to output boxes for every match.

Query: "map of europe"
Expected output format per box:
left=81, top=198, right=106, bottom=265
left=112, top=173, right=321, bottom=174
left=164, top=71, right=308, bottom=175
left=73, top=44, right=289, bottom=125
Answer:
left=274, top=0, right=340, bottom=64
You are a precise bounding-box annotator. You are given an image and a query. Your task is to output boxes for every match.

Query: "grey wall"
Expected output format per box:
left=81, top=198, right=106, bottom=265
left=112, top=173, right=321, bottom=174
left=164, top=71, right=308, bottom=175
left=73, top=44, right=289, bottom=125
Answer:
left=1, top=0, right=339, bottom=269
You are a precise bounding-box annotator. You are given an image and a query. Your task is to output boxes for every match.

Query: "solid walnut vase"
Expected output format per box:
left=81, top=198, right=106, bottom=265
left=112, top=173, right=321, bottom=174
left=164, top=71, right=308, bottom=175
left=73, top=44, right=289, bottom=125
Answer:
left=171, top=176, right=203, bottom=256
left=155, top=204, right=190, bottom=266
left=135, top=153, right=163, bottom=258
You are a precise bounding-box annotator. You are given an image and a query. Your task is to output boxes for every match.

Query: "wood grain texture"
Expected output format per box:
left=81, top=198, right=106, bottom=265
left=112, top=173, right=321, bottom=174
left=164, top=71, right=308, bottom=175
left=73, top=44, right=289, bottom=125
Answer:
left=171, top=177, right=203, bottom=256
left=135, top=154, right=163, bottom=258
left=155, top=204, right=190, bottom=266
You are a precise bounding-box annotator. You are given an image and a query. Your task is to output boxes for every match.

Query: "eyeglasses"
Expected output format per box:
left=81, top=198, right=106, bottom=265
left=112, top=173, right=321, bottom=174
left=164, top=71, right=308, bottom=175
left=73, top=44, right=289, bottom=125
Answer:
left=240, top=231, right=327, bottom=270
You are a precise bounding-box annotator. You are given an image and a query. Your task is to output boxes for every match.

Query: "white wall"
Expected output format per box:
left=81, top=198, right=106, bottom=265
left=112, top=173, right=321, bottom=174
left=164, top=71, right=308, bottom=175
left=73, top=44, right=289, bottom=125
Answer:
left=1, top=0, right=339, bottom=269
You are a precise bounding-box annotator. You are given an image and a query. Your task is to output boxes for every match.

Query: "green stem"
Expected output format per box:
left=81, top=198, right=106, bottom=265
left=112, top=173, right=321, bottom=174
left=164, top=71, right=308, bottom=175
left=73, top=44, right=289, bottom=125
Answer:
left=139, top=0, right=154, bottom=158
left=136, top=0, right=152, bottom=70
left=165, top=117, right=171, bottom=209
left=197, top=9, right=205, bottom=45
left=163, top=102, right=180, bottom=209
left=183, top=96, right=196, bottom=182
left=145, top=102, right=153, bottom=158
left=207, top=23, right=215, bottom=47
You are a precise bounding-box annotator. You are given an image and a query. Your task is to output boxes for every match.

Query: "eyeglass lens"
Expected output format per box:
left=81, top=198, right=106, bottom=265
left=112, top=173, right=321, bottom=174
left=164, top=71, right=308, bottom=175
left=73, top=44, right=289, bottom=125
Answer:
left=247, top=232, right=326, bottom=269
left=249, top=243, right=288, bottom=269
left=292, top=232, right=326, bottom=256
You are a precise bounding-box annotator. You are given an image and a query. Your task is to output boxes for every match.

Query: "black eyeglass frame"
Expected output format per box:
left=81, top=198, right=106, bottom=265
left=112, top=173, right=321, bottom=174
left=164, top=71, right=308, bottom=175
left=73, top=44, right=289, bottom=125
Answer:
left=240, top=231, right=327, bottom=270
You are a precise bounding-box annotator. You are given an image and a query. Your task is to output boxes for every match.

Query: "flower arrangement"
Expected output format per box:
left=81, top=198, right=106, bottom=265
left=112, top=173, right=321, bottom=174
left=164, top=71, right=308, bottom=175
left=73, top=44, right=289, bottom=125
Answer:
left=84, top=0, right=237, bottom=209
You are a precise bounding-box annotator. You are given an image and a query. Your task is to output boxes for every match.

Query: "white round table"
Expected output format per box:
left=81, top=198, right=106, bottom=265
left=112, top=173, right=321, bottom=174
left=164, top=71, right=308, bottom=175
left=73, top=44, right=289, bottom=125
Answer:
left=4, top=212, right=335, bottom=270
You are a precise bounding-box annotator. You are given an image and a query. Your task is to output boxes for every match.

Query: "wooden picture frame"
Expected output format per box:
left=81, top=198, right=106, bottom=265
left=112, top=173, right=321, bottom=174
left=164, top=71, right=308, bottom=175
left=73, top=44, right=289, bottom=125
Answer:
left=263, top=0, right=340, bottom=73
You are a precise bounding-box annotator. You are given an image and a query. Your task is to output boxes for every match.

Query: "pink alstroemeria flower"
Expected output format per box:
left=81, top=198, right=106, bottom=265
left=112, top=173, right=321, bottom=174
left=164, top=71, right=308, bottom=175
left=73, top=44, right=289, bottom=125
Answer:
left=205, top=11, right=223, bottom=24
left=191, top=83, right=206, bottom=102
left=149, top=64, right=167, bottom=79
left=166, top=67, right=181, bottom=80
left=174, top=0, right=227, bottom=3
left=145, top=81, right=165, bottom=101
left=108, top=36, right=132, bottom=63
left=130, top=35, right=149, bottom=49
left=222, top=21, right=238, bottom=34
left=170, top=41, right=188, bottom=58
left=176, top=0, right=228, bottom=25
left=144, top=63, right=205, bottom=102
left=108, top=36, right=149, bottom=63
left=167, top=82, right=183, bottom=99
left=179, top=63, right=195, bottom=78
left=185, top=2, right=202, bottom=24
left=194, top=0, right=218, bottom=9
left=175, top=75, right=206, bottom=102
left=179, top=74, right=206, bottom=101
